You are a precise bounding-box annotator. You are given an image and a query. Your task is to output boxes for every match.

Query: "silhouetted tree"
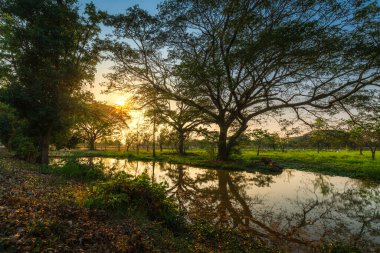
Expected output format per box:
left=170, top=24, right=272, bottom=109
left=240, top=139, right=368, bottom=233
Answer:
left=0, top=0, right=103, bottom=164
left=105, top=1, right=379, bottom=160
left=76, top=102, right=129, bottom=150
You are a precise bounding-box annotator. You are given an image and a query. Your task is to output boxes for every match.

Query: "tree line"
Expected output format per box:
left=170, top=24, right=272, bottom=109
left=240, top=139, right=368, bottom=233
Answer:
left=0, top=0, right=379, bottom=164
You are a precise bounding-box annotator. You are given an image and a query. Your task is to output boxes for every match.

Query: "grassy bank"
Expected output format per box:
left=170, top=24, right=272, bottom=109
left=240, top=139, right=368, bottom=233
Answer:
left=0, top=151, right=275, bottom=252
left=51, top=148, right=380, bottom=182
left=1, top=150, right=364, bottom=252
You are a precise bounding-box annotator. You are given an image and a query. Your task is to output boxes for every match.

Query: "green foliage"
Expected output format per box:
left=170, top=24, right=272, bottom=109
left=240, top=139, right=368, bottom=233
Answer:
left=11, top=134, right=38, bottom=161
left=189, top=219, right=276, bottom=253
left=104, top=0, right=379, bottom=161
left=85, top=173, right=183, bottom=229
left=230, top=133, right=252, bottom=159
left=75, top=101, right=130, bottom=150
left=53, top=148, right=380, bottom=182
left=320, top=242, right=361, bottom=253
left=242, top=149, right=380, bottom=181
left=48, top=158, right=106, bottom=181
left=0, top=0, right=102, bottom=163
left=0, top=102, right=38, bottom=161
left=52, top=131, right=82, bottom=150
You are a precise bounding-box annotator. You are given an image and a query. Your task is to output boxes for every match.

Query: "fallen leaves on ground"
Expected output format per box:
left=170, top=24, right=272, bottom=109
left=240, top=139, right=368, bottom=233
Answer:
left=0, top=153, right=148, bottom=253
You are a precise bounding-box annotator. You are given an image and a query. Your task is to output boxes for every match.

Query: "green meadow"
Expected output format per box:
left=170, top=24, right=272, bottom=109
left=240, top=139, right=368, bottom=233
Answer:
left=51, top=148, right=380, bottom=182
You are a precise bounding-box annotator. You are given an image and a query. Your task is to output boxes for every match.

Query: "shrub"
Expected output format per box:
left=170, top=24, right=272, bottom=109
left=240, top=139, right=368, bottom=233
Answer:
left=85, top=173, right=183, bottom=229
left=12, top=135, right=38, bottom=162
left=320, top=242, right=362, bottom=253
left=49, top=158, right=106, bottom=181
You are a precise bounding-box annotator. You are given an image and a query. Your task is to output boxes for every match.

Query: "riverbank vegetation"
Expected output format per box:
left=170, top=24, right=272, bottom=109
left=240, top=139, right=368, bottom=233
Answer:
left=50, top=148, right=380, bottom=182
left=0, top=0, right=379, bottom=252
left=0, top=150, right=363, bottom=252
left=0, top=0, right=379, bottom=166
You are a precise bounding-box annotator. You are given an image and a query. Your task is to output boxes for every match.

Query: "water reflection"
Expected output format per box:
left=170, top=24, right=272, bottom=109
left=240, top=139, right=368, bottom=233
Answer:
left=51, top=157, right=380, bottom=251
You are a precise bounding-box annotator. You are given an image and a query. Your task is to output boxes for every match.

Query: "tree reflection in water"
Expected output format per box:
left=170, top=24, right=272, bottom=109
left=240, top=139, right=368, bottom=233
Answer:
left=163, top=165, right=380, bottom=251
left=52, top=158, right=380, bottom=251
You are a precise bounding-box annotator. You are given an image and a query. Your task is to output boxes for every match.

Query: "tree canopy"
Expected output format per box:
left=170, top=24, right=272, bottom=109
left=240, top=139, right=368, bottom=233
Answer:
left=0, top=0, right=102, bottom=163
left=104, top=0, right=379, bottom=160
left=75, top=102, right=130, bottom=150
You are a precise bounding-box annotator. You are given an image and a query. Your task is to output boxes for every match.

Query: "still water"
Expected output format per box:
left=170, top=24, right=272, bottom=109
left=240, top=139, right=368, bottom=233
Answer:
left=52, top=157, right=380, bottom=251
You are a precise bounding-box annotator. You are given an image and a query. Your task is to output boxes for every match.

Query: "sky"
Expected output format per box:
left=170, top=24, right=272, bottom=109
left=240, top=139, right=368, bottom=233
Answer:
left=76, top=1, right=165, bottom=131
left=78, top=0, right=161, bottom=15
left=76, top=0, right=288, bottom=133
left=78, top=0, right=162, bottom=104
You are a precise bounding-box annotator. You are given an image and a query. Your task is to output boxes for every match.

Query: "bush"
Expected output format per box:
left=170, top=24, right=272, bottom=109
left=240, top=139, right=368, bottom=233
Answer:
left=320, top=242, right=362, bottom=253
left=49, top=158, right=106, bottom=181
left=12, top=135, right=38, bottom=162
left=85, top=173, right=183, bottom=229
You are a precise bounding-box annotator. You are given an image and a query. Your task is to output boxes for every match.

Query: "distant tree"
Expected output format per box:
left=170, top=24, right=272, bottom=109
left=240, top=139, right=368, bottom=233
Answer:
left=0, top=0, right=103, bottom=164
left=143, top=106, right=162, bottom=157
left=140, top=130, right=152, bottom=152
left=342, top=92, right=379, bottom=159
left=157, top=101, right=205, bottom=155
left=76, top=102, right=129, bottom=150
left=105, top=1, right=379, bottom=161
left=124, top=131, right=138, bottom=151
left=277, top=120, right=300, bottom=152
left=157, top=127, right=175, bottom=152
left=51, top=130, right=82, bottom=150
left=349, top=122, right=379, bottom=160
left=346, top=117, right=379, bottom=160
left=251, top=129, right=269, bottom=156
left=310, top=118, right=329, bottom=153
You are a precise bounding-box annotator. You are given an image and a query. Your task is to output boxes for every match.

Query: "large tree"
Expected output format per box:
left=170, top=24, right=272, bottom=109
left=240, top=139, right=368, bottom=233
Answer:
left=75, top=102, right=130, bottom=150
left=105, top=1, right=379, bottom=160
left=0, top=0, right=102, bottom=164
left=158, top=100, right=205, bottom=155
left=344, top=92, right=380, bottom=159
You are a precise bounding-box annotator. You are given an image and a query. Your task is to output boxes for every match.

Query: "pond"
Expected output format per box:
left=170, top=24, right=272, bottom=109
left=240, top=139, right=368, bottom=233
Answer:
left=51, top=157, right=380, bottom=252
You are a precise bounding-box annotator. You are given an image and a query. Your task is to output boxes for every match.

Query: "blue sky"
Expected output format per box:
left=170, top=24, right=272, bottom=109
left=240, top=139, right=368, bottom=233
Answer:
left=78, top=0, right=162, bottom=14
left=77, top=1, right=163, bottom=104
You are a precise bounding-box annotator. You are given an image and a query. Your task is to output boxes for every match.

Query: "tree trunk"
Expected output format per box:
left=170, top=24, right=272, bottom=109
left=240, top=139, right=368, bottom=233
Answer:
left=136, top=124, right=139, bottom=154
left=359, top=147, right=363, bottom=155
left=152, top=111, right=156, bottom=157
left=217, top=121, right=248, bottom=161
left=217, top=125, right=228, bottom=160
left=38, top=126, right=52, bottom=165
left=7, top=138, right=12, bottom=152
left=89, top=139, right=96, bottom=150
left=257, top=142, right=261, bottom=156
left=370, top=147, right=376, bottom=160
left=178, top=131, right=185, bottom=156
left=152, top=162, right=155, bottom=183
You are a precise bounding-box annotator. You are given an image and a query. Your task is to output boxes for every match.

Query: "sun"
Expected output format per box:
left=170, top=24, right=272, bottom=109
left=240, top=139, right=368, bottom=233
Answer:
left=115, top=96, right=126, bottom=106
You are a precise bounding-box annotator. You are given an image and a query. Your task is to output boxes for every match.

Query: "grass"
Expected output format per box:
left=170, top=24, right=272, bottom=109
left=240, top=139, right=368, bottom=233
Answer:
left=41, top=157, right=107, bottom=181
left=242, top=149, right=380, bottom=181
left=50, top=148, right=380, bottom=182
left=1, top=149, right=365, bottom=252
left=0, top=150, right=278, bottom=252
left=84, top=172, right=183, bottom=229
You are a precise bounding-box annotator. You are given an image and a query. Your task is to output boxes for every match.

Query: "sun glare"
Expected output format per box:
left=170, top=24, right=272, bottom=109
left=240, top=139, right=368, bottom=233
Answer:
left=115, top=96, right=126, bottom=106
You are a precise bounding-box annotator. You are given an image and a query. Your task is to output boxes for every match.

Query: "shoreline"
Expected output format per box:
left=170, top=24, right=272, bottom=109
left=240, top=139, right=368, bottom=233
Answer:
left=49, top=149, right=380, bottom=183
